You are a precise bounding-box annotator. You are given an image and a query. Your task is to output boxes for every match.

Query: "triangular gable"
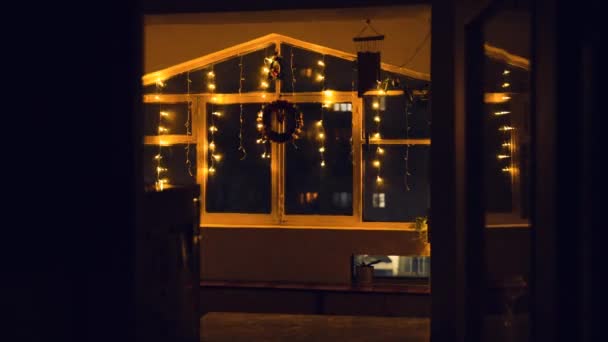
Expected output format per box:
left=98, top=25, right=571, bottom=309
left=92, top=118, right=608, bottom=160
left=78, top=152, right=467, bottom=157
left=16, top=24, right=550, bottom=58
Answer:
left=143, top=33, right=431, bottom=85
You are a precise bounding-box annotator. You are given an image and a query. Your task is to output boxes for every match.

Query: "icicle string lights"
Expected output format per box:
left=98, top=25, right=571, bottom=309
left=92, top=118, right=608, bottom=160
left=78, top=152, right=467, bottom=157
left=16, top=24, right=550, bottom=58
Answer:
left=238, top=55, right=247, bottom=160
left=208, top=66, right=220, bottom=175
left=404, top=85, right=412, bottom=191
left=497, top=67, right=514, bottom=174
left=155, top=79, right=168, bottom=190
left=185, top=71, right=193, bottom=177
left=372, top=81, right=384, bottom=185
left=258, top=46, right=270, bottom=159
left=318, top=54, right=327, bottom=168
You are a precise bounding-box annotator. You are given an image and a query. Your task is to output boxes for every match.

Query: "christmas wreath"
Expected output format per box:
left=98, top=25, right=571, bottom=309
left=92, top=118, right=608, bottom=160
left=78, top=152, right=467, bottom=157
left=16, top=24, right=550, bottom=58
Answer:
left=257, top=100, right=304, bottom=143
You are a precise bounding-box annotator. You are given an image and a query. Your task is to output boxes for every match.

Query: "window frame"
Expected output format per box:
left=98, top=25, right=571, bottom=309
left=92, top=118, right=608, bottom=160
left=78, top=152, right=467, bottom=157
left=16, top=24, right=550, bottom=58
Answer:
left=144, top=90, right=430, bottom=230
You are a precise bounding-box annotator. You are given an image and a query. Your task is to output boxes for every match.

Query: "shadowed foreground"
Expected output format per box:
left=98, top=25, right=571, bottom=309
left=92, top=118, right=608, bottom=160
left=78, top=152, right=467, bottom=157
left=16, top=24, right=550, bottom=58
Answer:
left=201, top=312, right=429, bottom=342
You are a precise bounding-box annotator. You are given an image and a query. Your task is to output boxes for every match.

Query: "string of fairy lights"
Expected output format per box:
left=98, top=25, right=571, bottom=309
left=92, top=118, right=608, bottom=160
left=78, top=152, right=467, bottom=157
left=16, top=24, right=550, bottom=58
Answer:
left=371, top=82, right=385, bottom=185
left=257, top=47, right=271, bottom=159
left=150, top=46, right=428, bottom=197
left=207, top=66, right=222, bottom=176
left=317, top=55, right=327, bottom=168
left=238, top=55, right=247, bottom=160
left=154, top=80, right=169, bottom=191
left=404, top=86, right=412, bottom=191
left=185, top=71, right=193, bottom=176
left=495, top=67, right=514, bottom=174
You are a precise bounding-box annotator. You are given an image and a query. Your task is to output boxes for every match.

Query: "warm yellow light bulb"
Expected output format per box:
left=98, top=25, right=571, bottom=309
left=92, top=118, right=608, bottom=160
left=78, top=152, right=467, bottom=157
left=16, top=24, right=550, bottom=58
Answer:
left=372, top=102, right=379, bottom=109
left=321, top=160, right=326, bottom=167
left=209, top=142, right=216, bottom=151
left=262, top=67, right=270, bottom=73
left=317, top=60, right=325, bottom=67
left=502, top=96, right=511, bottom=101
left=494, top=111, right=510, bottom=116
left=502, top=167, right=512, bottom=173
left=156, top=79, right=165, bottom=87
left=378, top=89, right=386, bottom=95
left=154, top=154, right=162, bottom=160
left=261, top=94, right=267, bottom=99
left=497, top=154, right=510, bottom=159
left=257, top=123, right=264, bottom=129
left=377, top=147, right=384, bottom=155
left=502, top=142, right=511, bottom=148
left=208, top=167, right=216, bottom=174
left=503, top=70, right=511, bottom=75
left=319, top=147, right=325, bottom=153
left=376, top=176, right=383, bottom=184
left=318, top=132, right=325, bottom=139
left=207, top=71, right=215, bottom=78
left=323, top=90, right=333, bottom=97
left=158, top=126, right=168, bottom=133
left=316, top=74, right=325, bottom=81
left=373, top=160, right=381, bottom=168
left=160, top=111, right=169, bottom=117
left=316, top=120, right=323, bottom=127
left=260, top=81, right=269, bottom=88
left=209, top=126, right=218, bottom=132
left=208, top=83, right=216, bottom=90
left=154, top=95, right=160, bottom=100
left=374, top=115, right=381, bottom=122
left=256, top=138, right=263, bottom=144
left=373, top=132, right=381, bottom=139
left=212, top=154, right=222, bottom=161
left=501, top=82, right=510, bottom=88
left=212, top=111, right=222, bottom=117
left=499, top=125, right=515, bottom=131
left=156, top=166, right=167, bottom=173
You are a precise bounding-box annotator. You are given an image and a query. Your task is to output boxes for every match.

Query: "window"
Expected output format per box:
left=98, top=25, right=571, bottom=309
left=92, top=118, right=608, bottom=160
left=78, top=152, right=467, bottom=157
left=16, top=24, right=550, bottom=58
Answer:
left=142, top=36, right=431, bottom=229
left=362, top=91, right=431, bottom=223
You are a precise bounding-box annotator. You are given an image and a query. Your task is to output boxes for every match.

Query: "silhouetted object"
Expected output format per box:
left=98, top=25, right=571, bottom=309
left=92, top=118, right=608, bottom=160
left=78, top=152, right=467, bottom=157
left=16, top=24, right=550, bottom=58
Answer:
left=136, top=186, right=200, bottom=342
left=354, top=19, right=384, bottom=97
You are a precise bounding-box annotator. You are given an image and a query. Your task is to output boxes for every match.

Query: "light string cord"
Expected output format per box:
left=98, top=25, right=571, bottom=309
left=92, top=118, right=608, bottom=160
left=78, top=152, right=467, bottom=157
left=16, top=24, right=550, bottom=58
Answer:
left=238, top=55, right=247, bottom=160
left=290, top=46, right=298, bottom=149
left=155, top=81, right=167, bottom=190
left=404, top=85, right=412, bottom=191
left=208, top=66, right=218, bottom=174
left=318, top=54, right=326, bottom=168
left=185, top=71, right=193, bottom=176
left=498, top=67, right=513, bottom=173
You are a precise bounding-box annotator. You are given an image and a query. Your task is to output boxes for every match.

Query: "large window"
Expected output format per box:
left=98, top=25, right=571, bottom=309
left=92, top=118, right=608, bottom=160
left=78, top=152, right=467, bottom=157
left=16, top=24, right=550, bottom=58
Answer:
left=142, top=36, right=431, bottom=229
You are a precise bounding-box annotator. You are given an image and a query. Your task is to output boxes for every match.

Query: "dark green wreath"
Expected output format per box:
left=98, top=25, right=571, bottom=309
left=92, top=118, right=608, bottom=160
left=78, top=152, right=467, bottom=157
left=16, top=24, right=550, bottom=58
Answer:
left=257, top=100, right=304, bottom=143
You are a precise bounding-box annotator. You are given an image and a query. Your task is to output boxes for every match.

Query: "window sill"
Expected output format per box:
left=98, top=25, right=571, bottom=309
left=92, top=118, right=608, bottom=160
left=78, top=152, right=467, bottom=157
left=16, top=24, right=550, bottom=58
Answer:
left=200, top=222, right=419, bottom=231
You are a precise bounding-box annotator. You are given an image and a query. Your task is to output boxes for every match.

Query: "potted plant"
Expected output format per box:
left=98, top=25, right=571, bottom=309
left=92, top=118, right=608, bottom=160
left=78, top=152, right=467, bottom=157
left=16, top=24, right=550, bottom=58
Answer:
left=414, top=216, right=430, bottom=256
left=356, top=257, right=383, bottom=285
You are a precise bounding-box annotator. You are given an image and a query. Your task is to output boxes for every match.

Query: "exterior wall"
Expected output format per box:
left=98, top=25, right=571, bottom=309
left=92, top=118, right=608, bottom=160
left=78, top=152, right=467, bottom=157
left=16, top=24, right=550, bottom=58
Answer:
left=144, top=5, right=431, bottom=75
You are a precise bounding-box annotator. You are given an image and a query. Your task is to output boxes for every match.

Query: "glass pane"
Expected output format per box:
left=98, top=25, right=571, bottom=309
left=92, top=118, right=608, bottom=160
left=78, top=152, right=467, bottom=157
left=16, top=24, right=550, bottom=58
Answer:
left=363, top=145, right=430, bottom=222
left=205, top=103, right=271, bottom=213
left=364, top=94, right=430, bottom=139
left=280, top=44, right=327, bottom=93
left=285, top=102, right=353, bottom=215
left=143, top=102, right=191, bottom=136
left=143, top=144, right=197, bottom=191
left=481, top=4, right=531, bottom=342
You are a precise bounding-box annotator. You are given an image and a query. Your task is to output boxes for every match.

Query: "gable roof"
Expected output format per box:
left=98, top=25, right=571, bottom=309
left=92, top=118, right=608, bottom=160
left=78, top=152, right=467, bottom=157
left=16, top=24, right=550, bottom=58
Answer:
left=142, top=33, right=431, bottom=86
